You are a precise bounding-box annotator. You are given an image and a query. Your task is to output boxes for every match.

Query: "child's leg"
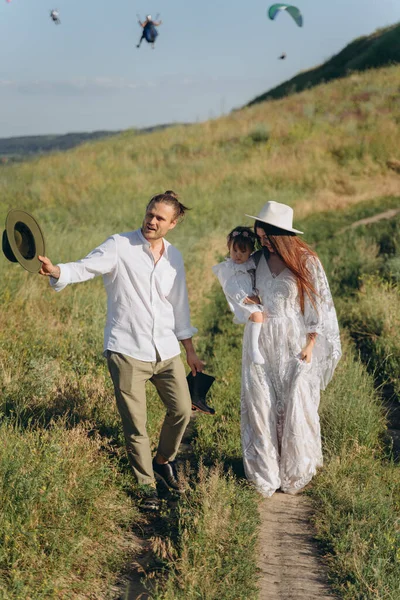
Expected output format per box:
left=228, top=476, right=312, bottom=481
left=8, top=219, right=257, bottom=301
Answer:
left=249, top=312, right=264, bottom=365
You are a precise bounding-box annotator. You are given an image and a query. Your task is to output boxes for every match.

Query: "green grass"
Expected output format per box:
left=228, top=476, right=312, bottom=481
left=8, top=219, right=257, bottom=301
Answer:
left=318, top=335, right=386, bottom=458
left=312, top=452, right=400, bottom=600
left=303, top=198, right=400, bottom=401
left=152, top=464, right=259, bottom=600
left=0, top=421, right=138, bottom=599
left=300, top=200, right=400, bottom=599
left=340, top=277, right=400, bottom=398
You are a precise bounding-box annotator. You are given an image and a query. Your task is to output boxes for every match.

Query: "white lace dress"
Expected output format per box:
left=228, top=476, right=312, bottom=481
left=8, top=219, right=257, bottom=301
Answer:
left=241, top=253, right=342, bottom=496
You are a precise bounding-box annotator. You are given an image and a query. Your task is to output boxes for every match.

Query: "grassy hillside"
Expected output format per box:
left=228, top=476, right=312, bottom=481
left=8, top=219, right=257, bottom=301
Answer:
left=248, top=22, right=400, bottom=105
left=1, top=64, right=399, bottom=285
left=0, top=62, right=400, bottom=598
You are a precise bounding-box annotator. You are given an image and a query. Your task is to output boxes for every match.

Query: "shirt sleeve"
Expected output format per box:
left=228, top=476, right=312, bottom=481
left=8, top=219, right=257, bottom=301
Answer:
left=50, top=236, right=118, bottom=292
left=167, top=263, right=198, bottom=340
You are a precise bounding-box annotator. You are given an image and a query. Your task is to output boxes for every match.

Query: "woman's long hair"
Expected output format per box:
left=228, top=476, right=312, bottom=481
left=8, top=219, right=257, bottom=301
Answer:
left=254, top=221, right=319, bottom=313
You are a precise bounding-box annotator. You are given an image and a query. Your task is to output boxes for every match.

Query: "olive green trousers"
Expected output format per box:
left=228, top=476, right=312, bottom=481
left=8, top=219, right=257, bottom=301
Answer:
left=107, top=350, right=192, bottom=485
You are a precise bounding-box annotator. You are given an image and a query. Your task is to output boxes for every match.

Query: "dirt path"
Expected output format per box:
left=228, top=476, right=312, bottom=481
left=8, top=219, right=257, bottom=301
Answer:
left=257, top=493, right=335, bottom=599
left=114, top=415, right=199, bottom=600
left=115, top=415, right=338, bottom=600
left=338, top=207, right=400, bottom=234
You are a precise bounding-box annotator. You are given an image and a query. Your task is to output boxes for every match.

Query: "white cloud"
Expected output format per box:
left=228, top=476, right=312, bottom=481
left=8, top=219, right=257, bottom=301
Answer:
left=0, top=77, right=160, bottom=95
left=0, top=74, right=265, bottom=97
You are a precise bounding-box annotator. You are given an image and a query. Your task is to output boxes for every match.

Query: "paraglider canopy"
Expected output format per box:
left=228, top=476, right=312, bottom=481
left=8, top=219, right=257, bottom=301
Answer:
left=268, top=4, right=303, bottom=27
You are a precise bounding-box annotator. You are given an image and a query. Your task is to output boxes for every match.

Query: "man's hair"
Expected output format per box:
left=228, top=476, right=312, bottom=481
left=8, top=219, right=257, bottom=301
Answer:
left=146, top=190, right=190, bottom=221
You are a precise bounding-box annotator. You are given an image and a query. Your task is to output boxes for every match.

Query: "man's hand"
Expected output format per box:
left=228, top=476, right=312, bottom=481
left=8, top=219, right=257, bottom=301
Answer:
left=186, top=349, right=205, bottom=376
left=181, top=338, right=206, bottom=376
left=38, top=256, right=60, bottom=279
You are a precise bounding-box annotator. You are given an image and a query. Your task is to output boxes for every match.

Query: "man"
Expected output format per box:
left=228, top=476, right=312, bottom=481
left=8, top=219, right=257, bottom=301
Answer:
left=39, top=191, right=204, bottom=510
left=137, top=15, right=162, bottom=49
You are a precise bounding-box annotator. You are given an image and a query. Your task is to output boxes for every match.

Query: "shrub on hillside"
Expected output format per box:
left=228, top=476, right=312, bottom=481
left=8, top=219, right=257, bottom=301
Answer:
left=384, top=255, right=400, bottom=283
left=248, top=124, right=270, bottom=144
left=318, top=236, right=381, bottom=297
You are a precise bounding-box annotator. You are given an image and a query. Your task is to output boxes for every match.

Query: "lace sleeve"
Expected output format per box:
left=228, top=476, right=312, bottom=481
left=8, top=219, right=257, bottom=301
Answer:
left=305, top=257, right=342, bottom=390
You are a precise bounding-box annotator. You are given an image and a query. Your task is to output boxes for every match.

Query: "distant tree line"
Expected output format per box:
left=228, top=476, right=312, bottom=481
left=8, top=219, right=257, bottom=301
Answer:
left=0, top=123, right=180, bottom=161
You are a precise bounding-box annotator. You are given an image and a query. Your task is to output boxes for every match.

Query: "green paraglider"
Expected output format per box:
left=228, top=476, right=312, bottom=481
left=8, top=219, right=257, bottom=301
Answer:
left=268, top=4, right=303, bottom=27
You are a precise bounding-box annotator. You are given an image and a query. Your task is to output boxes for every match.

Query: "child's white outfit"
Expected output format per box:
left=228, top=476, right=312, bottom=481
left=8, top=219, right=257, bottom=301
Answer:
left=212, top=257, right=264, bottom=364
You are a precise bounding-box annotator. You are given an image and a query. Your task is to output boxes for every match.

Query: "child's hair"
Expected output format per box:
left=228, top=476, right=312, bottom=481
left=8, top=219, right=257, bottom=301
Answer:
left=227, top=226, right=256, bottom=254
left=146, top=190, right=190, bottom=221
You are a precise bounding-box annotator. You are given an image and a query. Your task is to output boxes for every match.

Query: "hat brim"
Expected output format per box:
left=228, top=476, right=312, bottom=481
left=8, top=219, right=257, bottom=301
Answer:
left=4, top=209, right=45, bottom=273
left=245, top=214, right=303, bottom=235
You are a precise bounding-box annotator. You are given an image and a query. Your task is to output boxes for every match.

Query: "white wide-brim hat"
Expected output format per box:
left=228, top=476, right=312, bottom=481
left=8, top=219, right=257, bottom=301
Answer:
left=245, top=200, right=303, bottom=235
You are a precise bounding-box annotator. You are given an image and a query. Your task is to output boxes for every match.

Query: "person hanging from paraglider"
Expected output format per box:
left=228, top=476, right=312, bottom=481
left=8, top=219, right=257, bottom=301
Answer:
left=268, top=6, right=303, bottom=62
left=50, top=9, right=61, bottom=25
left=137, top=14, right=162, bottom=49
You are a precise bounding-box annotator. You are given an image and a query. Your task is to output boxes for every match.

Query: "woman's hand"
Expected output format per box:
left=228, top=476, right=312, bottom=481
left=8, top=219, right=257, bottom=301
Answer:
left=300, top=336, right=316, bottom=364
left=299, top=344, right=313, bottom=363
left=244, top=295, right=261, bottom=305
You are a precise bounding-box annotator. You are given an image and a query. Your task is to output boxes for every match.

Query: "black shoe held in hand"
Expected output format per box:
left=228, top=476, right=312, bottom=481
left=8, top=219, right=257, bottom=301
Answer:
left=187, top=371, right=216, bottom=415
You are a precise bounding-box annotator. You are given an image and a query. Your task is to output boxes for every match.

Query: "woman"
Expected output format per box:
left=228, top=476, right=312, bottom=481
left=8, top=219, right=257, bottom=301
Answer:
left=241, top=201, right=341, bottom=497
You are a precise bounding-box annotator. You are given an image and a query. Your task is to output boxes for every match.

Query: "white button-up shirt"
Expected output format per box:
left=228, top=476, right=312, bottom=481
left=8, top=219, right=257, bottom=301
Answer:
left=50, top=229, right=197, bottom=362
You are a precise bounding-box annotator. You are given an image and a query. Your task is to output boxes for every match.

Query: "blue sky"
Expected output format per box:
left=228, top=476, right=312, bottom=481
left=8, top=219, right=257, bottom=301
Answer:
left=0, top=0, right=398, bottom=136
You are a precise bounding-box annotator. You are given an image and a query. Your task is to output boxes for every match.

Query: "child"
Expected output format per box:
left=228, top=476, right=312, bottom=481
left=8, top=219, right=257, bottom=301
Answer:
left=212, top=226, right=264, bottom=364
